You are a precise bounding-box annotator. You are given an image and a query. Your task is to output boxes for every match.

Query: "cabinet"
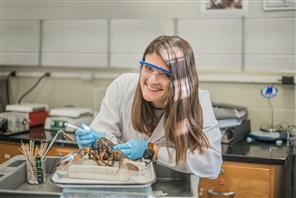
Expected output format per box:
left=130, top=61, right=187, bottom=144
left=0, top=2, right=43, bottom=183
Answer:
left=0, top=141, right=22, bottom=164
left=46, top=145, right=78, bottom=157
left=198, top=161, right=285, bottom=198
left=0, top=141, right=78, bottom=164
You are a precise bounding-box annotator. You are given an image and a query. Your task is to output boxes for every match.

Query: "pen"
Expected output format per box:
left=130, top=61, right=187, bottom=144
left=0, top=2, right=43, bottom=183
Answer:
left=35, top=151, right=44, bottom=184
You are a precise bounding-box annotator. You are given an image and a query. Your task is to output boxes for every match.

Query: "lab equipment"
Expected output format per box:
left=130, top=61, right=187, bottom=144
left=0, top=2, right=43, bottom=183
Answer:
left=44, top=107, right=93, bottom=132
left=5, top=103, right=48, bottom=127
left=0, top=112, right=29, bottom=134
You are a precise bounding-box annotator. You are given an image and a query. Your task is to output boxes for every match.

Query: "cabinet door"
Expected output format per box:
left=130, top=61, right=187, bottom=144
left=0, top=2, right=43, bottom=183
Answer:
left=198, top=161, right=270, bottom=198
left=46, top=145, right=78, bottom=157
left=0, top=142, right=22, bottom=164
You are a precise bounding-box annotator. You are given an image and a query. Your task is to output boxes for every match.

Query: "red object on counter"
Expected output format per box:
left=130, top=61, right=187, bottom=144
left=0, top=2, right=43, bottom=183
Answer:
left=29, top=111, right=48, bottom=127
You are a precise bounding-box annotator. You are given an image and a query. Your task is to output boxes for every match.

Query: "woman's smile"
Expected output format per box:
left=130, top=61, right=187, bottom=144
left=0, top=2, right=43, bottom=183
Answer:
left=146, top=83, right=162, bottom=91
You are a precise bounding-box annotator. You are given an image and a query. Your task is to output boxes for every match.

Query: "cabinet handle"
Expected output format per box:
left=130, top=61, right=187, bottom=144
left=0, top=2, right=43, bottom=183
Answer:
left=208, top=190, right=235, bottom=196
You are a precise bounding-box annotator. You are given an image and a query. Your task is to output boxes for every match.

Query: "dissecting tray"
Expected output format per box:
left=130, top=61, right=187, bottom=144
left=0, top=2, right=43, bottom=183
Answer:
left=51, top=158, right=156, bottom=188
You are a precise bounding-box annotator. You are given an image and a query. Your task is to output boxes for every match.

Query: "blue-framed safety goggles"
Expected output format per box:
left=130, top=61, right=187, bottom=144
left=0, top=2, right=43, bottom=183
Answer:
left=139, top=60, right=171, bottom=75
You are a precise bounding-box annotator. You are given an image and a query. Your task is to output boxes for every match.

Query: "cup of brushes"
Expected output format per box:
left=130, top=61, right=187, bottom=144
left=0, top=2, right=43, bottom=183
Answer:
left=19, top=127, right=75, bottom=185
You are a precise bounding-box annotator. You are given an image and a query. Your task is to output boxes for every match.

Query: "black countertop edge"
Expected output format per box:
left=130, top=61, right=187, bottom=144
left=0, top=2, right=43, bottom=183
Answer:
left=223, top=153, right=291, bottom=166
left=0, top=136, right=78, bottom=148
left=0, top=129, right=292, bottom=166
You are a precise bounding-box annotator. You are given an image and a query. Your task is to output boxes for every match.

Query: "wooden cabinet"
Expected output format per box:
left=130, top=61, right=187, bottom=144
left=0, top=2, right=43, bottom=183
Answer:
left=198, top=161, right=285, bottom=198
left=0, top=141, right=78, bottom=164
left=0, top=141, right=22, bottom=164
left=46, top=145, right=78, bottom=157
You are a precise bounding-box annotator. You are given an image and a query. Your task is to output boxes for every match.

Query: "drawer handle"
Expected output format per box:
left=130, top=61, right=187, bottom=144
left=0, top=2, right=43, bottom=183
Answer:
left=208, top=190, right=235, bottom=196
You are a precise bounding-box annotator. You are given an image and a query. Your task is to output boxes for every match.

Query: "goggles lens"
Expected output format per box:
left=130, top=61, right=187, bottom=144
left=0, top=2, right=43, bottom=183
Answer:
left=139, top=60, right=171, bottom=75
left=139, top=60, right=171, bottom=86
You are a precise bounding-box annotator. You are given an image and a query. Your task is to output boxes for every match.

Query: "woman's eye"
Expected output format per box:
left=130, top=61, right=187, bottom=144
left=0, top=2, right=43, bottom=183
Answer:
left=145, top=65, right=153, bottom=71
left=160, top=73, right=171, bottom=79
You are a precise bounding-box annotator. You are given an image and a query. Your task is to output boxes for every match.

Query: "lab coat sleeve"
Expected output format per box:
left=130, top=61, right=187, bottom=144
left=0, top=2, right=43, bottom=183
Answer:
left=89, top=75, right=125, bottom=144
left=157, top=90, right=222, bottom=179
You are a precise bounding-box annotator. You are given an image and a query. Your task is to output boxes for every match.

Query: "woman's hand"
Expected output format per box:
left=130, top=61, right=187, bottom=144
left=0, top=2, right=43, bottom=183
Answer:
left=113, top=139, right=148, bottom=160
left=75, top=124, right=105, bottom=148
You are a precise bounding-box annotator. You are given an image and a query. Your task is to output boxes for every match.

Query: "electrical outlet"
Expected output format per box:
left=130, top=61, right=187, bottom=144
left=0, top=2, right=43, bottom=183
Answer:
left=10, top=71, right=16, bottom=77
left=282, top=76, right=294, bottom=84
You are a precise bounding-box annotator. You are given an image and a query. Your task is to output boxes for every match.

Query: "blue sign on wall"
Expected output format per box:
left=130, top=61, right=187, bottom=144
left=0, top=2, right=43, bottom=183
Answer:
left=260, top=85, right=278, bottom=98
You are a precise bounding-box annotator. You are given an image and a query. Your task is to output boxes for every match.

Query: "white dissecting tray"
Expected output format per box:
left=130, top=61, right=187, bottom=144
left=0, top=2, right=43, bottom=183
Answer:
left=51, top=159, right=156, bottom=188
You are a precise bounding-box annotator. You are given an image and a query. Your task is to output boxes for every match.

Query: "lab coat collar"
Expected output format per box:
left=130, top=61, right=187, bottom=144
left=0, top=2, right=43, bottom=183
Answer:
left=149, top=115, right=165, bottom=142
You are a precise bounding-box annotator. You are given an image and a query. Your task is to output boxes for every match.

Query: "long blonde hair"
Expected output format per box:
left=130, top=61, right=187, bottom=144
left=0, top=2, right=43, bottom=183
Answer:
left=131, top=35, right=209, bottom=165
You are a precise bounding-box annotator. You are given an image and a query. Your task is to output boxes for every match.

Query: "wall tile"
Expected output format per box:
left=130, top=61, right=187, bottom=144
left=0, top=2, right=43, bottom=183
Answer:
left=195, top=55, right=220, bottom=70
left=178, top=19, right=242, bottom=54
left=42, top=54, right=74, bottom=67
left=2, top=53, right=16, bottom=65
left=220, top=55, right=242, bottom=70
left=2, top=21, right=40, bottom=52
left=42, top=53, right=107, bottom=67
left=42, top=20, right=108, bottom=53
left=276, top=56, right=296, bottom=71
left=110, top=20, right=174, bottom=54
left=110, top=54, right=141, bottom=69
left=16, top=53, right=39, bottom=66
left=245, top=18, right=295, bottom=54
left=245, top=55, right=276, bottom=71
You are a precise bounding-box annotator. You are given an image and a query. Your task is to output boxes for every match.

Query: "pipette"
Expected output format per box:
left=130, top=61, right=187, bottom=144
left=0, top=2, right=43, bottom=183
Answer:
left=64, top=122, right=81, bottom=130
left=64, top=122, right=91, bottom=131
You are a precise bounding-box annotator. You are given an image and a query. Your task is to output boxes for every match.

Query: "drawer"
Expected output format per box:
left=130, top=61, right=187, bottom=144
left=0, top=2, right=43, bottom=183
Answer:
left=46, top=145, right=78, bottom=157
left=0, top=142, right=22, bottom=164
left=198, top=162, right=270, bottom=198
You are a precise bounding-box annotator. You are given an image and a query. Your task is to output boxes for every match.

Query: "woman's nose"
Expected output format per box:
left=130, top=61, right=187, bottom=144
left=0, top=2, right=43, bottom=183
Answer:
left=148, top=72, right=159, bottom=83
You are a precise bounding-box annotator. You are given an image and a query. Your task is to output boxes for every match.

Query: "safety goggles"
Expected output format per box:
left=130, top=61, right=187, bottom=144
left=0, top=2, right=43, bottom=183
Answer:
left=139, top=60, right=171, bottom=86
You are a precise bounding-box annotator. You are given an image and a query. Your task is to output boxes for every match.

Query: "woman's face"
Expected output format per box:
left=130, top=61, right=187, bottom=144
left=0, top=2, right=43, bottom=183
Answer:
left=140, top=53, right=171, bottom=109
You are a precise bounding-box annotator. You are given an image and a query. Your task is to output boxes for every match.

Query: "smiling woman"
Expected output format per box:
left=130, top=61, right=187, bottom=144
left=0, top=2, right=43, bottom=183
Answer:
left=75, top=35, right=223, bottom=192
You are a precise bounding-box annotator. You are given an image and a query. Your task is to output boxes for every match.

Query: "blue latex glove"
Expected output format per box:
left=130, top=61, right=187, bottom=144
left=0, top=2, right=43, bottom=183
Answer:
left=75, top=124, right=105, bottom=148
left=113, top=139, right=148, bottom=160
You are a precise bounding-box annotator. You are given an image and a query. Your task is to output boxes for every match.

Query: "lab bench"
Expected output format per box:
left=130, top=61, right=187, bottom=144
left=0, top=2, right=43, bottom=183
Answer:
left=0, top=126, right=292, bottom=198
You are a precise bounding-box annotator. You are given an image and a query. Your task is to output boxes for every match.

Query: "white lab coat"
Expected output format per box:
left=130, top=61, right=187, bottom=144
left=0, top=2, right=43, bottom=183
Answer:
left=90, top=73, right=222, bottom=189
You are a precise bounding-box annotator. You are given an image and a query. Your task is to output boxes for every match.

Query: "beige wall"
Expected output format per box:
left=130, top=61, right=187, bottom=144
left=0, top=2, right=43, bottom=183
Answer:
left=8, top=76, right=295, bottom=131
left=1, top=0, right=295, bottom=131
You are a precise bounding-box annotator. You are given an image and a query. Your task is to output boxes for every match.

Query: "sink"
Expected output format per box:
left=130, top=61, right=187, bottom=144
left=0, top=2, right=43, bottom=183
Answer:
left=0, top=155, right=62, bottom=198
left=0, top=155, right=197, bottom=197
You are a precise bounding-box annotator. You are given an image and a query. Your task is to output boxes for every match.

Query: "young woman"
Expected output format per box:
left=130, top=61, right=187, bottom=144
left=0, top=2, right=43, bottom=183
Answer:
left=76, top=35, right=222, bottom=187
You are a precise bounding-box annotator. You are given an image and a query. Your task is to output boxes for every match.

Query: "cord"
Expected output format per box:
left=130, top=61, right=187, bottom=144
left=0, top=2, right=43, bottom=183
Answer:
left=0, top=97, right=5, bottom=112
left=18, top=72, right=50, bottom=104
left=291, top=155, right=294, bottom=198
left=6, top=71, right=16, bottom=105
